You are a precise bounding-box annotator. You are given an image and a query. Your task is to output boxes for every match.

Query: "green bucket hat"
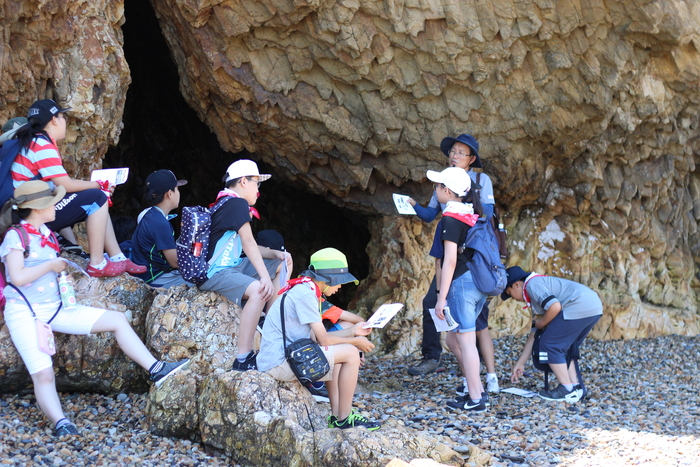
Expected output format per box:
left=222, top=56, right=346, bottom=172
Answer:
left=303, top=248, right=359, bottom=286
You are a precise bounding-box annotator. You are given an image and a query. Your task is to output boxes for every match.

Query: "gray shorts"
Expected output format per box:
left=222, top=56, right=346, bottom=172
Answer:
left=198, top=257, right=281, bottom=306
left=150, top=271, right=193, bottom=289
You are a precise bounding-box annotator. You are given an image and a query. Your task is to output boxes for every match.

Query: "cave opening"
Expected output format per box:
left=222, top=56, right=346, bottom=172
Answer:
left=104, top=0, right=371, bottom=307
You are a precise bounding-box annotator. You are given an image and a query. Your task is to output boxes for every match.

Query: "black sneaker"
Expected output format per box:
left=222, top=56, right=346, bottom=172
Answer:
left=54, top=421, right=79, bottom=437
left=446, top=395, right=487, bottom=412
left=307, top=383, right=330, bottom=403
left=232, top=352, right=258, bottom=371
left=407, top=358, right=444, bottom=376
left=453, top=390, right=489, bottom=406
left=539, top=384, right=581, bottom=403
left=56, top=234, right=88, bottom=258
left=150, top=359, right=190, bottom=387
left=333, top=410, right=381, bottom=431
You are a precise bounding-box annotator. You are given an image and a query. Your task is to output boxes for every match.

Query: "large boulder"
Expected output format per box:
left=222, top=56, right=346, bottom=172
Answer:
left=145, top=285, right=488, bottom=466
left=0, top=274, right=156, bottom=394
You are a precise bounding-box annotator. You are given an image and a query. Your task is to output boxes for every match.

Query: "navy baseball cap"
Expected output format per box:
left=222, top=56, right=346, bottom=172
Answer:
left=145, top=169, right=188, bottom=201
left=440, top=134, right=482, bottom=169
left=27, top=99, right=72, bottom=127
left=500, top=266, right=530, bottom=300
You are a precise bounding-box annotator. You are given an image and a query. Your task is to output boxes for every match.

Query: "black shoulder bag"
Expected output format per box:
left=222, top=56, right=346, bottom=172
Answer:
left=280, top=294, right=331, bottom=384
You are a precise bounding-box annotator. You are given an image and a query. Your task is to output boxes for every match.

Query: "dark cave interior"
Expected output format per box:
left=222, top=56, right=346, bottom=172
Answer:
left=103, top=0, right=371, bottom=308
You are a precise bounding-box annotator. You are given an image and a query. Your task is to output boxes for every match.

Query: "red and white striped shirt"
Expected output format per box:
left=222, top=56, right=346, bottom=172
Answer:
left=11, top=136, right=68, bottom=188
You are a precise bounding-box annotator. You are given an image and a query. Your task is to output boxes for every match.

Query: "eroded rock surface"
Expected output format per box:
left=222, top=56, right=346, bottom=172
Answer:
left=0, top=0, right=129, bottom=176
left=148, top=0, right=700, bottom=340
left=0, top=274, right=155, bottom=394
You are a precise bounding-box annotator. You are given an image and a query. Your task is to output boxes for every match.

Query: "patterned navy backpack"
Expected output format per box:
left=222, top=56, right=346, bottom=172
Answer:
left=175, top=197, right=231, bottom=284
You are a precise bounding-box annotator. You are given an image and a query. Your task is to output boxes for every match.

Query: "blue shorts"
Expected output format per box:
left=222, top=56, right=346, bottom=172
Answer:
left=446, top=270, right=487, bottom=333
left=538, top=312, right=601, bottom=364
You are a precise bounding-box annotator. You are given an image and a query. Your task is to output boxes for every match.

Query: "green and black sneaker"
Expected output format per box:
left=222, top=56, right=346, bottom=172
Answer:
left=333, top=410, right=381, bottom=431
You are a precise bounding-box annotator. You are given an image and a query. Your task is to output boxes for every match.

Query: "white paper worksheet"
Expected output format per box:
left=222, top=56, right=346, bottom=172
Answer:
left=362, top=303, right=404, bottom=329
left=393, top=194, right=417, bottom=215
left=90, top=168, right=129, bottom=186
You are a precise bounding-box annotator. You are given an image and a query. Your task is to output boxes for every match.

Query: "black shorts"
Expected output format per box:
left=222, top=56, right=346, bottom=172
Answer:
left=475, top=301, right=490, bottom=332
left=46, top=189, right=108, bottom=231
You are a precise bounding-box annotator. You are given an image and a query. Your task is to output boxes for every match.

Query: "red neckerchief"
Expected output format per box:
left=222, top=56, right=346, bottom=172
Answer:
left=211, top=189, right=260, bottom=219
left=20, top=223, right=60, bottom=253
left=442, top=201, right=479, bottom=227
left=522, top=273, right=546, bottom=309
left=278, top=276, right=320, bottom=298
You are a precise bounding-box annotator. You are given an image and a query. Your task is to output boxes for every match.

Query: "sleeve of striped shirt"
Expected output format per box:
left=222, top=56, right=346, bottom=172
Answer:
left=11, top=138, right=68, bottom=184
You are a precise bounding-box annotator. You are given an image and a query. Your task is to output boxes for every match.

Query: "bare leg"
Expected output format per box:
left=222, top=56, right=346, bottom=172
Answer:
left=90, top=311, right=156, bottom=370
left=265, top=265, right=282, bottom=313
left=446, top=331, right=463, bottom=375
left=476, top=329, right=496, bottom=374
left=567, top=361, right=579, bottom=385
left=324, top=344, right=360, bottom=421
left=237, top=282, right=266, bottom=355
left=548, top=362, right=573, bottom=386
left=58, top=227, right=78, bottom=245
left=103, top=214, right=122, bottom=257
left=31, top=368, right=65, bottom=425
left=86, top=203, right=109, bottom=265
left=455, top=331, right=483, bottom=401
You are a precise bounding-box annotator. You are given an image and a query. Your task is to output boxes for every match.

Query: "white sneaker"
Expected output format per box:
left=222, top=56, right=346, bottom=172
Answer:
left=486, top=374, right=500, bottom=393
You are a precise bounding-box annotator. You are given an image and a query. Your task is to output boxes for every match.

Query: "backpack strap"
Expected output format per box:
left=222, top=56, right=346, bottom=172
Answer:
left=7, top=225, right=31, bottom=258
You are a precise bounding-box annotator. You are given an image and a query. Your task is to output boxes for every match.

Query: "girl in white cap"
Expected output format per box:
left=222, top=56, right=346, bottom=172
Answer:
left=426, top=168, right=489, bottom=412
left=1, top=181, right=188, bottom=437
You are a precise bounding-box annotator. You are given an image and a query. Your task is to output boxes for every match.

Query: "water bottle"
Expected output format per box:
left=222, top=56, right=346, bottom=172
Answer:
left=59, top=272, right=77, bottom=309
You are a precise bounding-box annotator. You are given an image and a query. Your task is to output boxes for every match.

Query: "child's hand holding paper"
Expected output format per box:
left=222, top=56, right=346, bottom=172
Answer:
left=362, top=303, right=404, bottom=329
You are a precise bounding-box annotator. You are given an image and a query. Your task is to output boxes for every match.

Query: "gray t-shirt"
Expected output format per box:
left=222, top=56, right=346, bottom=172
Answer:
left=427, top=170, right=495, bottom=210
left=525, top=275, right=603, bottom=320
left=257, top=283, right=321, bottom=372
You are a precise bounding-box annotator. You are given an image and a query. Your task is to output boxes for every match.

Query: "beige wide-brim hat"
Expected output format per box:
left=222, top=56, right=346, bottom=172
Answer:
left=13, top=180, right=66, bottom=209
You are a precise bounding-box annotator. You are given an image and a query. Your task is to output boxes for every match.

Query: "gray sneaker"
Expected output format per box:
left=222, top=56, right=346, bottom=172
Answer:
left=150, top=359, right=190, bottom=387
left=408, top=358, right=443, bottom=375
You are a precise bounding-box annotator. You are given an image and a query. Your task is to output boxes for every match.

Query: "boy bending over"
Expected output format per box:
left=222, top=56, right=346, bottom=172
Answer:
left=502, top=266, right=602, bottom=403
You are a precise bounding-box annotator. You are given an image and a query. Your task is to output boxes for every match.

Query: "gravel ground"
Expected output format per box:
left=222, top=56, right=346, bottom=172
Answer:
left=1, top=335, right=698, bottom=466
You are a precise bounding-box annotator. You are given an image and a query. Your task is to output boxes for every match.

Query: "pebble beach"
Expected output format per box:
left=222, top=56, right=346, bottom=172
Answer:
left=1, top=335, right=698, bottom=466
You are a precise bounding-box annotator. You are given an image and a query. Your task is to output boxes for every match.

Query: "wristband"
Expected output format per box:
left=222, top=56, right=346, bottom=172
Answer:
left=95, top=179, right=110, bottom=191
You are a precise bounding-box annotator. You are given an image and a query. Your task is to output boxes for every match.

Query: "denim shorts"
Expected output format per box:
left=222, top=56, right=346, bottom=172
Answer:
left=447, top=270, right=487, bottom=333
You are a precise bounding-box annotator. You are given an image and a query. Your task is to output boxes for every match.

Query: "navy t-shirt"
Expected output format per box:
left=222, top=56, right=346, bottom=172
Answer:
left=131, top=207, right=177, bottom=283
left=206, top=197, right=252, bottom=261
left=440, top=216, right=472, bottom=280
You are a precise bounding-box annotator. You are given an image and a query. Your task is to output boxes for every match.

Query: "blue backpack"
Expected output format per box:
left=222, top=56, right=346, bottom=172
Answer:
left=0, top=139, right=22, bottom=208
left=459, top=217, right=507, bottom=296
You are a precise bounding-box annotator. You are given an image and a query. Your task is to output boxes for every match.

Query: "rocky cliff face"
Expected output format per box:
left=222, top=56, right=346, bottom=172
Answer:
left=0, top=0, right=129, bottom=177
left=1, top=0, right=698, bottom=351
left=147, top=0, right=700, bottom=339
